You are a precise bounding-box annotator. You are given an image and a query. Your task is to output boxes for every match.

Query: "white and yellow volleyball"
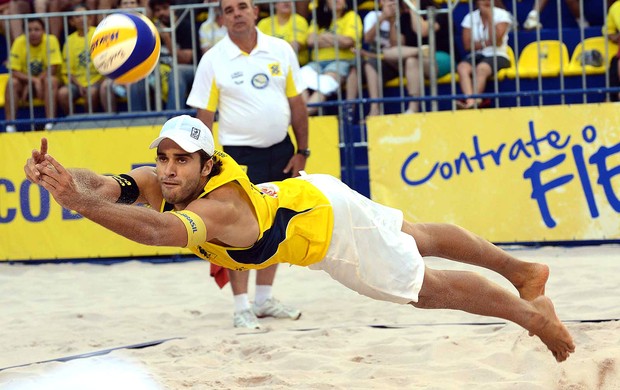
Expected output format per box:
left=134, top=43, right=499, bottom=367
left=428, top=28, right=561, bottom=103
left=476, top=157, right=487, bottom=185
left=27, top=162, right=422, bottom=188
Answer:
left=90, top=12, right=160, bottom=84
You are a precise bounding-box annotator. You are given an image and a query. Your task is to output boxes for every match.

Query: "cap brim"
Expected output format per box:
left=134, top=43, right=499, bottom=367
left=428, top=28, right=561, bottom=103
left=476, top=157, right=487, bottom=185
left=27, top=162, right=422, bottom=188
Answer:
left=149, top=136, right=202, bottom=153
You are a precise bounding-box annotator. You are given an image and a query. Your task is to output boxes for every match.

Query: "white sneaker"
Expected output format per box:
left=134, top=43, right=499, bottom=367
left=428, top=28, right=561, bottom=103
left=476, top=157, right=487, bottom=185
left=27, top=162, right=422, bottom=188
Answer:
left=233, top=309, right=261, bottom=329
left=252, top=298, right=301, bottom=320
left=523, top=10, right=541, bottom=30
left=44, top=122, right=53, bottom=131
left=5, top=125, right=16, bottom=133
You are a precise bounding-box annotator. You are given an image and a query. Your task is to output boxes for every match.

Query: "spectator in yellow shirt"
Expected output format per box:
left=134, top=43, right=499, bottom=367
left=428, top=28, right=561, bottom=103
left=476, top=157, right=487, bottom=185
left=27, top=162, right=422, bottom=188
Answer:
left=257, top=1, right=309, bottom=66
left=58, top=4, right=104, bottom=116
left=4, top=18, right=61, bottom=133
left=605, top=0, right=620, bottom=101
left=301, top=0, right=362, bottom=115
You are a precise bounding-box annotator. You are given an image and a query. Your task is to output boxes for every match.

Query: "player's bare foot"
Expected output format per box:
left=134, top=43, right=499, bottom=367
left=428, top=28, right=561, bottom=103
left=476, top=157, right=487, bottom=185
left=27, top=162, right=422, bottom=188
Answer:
left=528, top=296, right=575, bottom=362
left=515, top=262, right=549, bottom=301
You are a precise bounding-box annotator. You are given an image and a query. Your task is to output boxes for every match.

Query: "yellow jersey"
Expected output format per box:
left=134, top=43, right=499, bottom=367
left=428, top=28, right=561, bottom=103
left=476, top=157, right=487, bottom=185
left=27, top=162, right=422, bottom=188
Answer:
left=160, top=150, right=334, bottom=270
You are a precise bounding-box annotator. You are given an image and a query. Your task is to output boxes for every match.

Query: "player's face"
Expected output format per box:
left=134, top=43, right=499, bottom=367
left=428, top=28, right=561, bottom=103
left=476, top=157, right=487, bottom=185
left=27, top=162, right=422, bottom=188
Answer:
left=27, top=21, right=44, bottom=46
left=155, top=140, right=211, bottom=206
left=220, top=0, right=258, bottom=35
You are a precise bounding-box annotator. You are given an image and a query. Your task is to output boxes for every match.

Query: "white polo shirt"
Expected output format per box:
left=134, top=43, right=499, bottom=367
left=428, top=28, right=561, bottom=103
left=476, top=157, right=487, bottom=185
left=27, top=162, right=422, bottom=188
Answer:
left=187, top=29, right=306, bottom=147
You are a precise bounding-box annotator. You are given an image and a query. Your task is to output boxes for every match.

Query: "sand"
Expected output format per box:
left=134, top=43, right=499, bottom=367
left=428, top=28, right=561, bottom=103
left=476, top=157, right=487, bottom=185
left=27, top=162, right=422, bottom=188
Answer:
left=0, top=245, right=619, bottom=389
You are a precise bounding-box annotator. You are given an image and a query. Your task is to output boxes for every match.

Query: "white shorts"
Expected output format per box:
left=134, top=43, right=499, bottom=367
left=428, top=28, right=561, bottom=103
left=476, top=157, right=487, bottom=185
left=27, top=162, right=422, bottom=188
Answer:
left=299, top=174, right=425, bottom=304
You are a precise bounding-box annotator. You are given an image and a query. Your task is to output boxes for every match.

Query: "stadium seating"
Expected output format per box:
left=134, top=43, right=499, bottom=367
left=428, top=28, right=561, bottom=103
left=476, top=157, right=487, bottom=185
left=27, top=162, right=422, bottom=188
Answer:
left=565, top=36, right=619, bottom=76
left=496, top=45, right=516, bottom=81
left=506, top=40, right=570, bottom=78
left=0, top=73, right=8, bottom=108
left=0, top=72, right=45, bottom=109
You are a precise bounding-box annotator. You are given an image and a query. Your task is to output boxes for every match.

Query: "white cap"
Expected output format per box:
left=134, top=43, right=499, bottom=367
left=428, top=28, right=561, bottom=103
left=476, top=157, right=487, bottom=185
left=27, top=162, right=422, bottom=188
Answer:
left=149, top=115, right=215, bottom=155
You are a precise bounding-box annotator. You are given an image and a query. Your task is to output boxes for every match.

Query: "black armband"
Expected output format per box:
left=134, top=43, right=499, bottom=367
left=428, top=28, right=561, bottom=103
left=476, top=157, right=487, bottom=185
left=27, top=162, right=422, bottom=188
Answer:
left=110, top=174, right=140, bottom=204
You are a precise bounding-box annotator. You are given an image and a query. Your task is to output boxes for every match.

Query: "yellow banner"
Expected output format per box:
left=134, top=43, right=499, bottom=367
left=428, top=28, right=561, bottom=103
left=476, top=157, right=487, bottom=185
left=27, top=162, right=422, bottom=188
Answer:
left=0, top=116, right=340, bottom=261
left=367, top=103, right=620, bottom=242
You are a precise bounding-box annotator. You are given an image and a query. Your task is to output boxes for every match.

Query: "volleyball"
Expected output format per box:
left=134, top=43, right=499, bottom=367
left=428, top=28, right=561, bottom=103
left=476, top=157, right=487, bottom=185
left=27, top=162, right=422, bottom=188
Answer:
left=90, top=12, right=160, bottom=84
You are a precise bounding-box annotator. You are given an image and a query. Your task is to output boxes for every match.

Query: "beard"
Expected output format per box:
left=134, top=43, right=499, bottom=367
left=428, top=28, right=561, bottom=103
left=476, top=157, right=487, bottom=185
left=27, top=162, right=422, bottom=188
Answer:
left=160, top=176, right=203, bottom=205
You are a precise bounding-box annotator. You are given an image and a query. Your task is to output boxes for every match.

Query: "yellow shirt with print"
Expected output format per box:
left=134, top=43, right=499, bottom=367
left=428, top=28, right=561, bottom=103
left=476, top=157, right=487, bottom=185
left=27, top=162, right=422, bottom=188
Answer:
left=160, top=150, right=334, bottom=271
left=62, top=27, right=104, bottom=86
left=308, top=10, right=362, bottom=62
left=604, top=2, right=620, bottom=54
left=258, top=14, right=309, bottom=65
left=9, top=33, right=62, bottom=75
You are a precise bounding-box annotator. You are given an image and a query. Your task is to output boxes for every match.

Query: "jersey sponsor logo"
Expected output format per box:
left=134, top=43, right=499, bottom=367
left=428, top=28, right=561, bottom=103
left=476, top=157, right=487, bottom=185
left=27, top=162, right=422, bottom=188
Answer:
left=175, top=211, right=198, bottom=233
left=251, top=73, right=269, bottom=89
left=197, top=245, right=218, bottom=262
left=268, top=62, right=281, bottom=77
left=256, top=182, right=279, bottom=198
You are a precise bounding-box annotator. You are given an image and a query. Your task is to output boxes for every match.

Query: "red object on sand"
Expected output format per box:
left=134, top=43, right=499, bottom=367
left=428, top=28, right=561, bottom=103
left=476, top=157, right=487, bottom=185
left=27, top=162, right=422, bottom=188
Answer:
left=210, top=264, right=229, bottom=288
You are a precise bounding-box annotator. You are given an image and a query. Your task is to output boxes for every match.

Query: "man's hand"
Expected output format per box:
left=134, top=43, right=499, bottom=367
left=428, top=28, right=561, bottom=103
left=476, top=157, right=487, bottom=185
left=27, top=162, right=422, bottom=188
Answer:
left=34, top=154, right=81, bottom=211
left=283, top=154, right=307, bottom=178
left=24, top=137, right=49, bottom=183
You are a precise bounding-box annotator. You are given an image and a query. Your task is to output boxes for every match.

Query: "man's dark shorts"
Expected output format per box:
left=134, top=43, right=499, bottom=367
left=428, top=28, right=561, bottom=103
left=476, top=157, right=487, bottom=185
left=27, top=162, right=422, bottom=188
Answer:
left=223, top=135, right=294, bottom=184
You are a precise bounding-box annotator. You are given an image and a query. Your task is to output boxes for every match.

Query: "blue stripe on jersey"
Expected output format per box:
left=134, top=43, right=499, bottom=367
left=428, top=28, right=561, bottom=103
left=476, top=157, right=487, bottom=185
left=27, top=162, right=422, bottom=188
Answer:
left=227, top=207, right=310, bottom=265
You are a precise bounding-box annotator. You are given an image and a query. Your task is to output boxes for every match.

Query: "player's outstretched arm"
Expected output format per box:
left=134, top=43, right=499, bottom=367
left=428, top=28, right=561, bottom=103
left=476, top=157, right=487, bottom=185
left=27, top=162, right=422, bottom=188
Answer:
left=25, top=137, right=157, bottom=205
left=34, top=153, right=192, bottom=247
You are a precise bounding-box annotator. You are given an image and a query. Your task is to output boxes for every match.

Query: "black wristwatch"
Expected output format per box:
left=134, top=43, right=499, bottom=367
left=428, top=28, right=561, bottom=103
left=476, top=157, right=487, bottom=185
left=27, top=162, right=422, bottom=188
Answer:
left=297, top=148, right=311, bottom=158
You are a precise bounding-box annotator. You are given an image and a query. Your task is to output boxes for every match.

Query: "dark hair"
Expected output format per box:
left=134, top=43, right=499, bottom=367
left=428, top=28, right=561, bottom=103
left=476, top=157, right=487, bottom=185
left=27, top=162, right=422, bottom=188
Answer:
left=27, top=18, right=44, bottom=28
left=476, top=0, right=506, bottom=9
left=419, top=0, right=440, bottom=8
left=314, top=0, right=354, bottom=30
left=70, top=3, right=89, bottom=12
left=148, top=0, right=172, bottom=9
left=199, top=150, right=223, bottom=178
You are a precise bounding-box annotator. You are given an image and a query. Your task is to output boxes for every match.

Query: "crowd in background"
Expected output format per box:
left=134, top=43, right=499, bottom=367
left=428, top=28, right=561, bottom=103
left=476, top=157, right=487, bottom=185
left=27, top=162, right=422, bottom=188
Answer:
left=1, top=0, right=619, bottom=131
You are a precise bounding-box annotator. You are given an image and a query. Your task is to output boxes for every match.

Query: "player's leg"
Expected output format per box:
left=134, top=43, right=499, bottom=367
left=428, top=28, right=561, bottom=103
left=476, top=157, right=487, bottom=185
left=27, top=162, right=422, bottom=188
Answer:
left=402, top=221, right=549, bottom=301
left=412, top=266, right=575, bottom=362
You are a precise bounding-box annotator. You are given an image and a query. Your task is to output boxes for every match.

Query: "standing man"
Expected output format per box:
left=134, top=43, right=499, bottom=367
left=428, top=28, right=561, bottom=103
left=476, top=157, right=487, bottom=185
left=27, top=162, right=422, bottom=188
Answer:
left=186, top=0, right=309, bottom=329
